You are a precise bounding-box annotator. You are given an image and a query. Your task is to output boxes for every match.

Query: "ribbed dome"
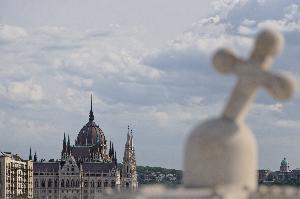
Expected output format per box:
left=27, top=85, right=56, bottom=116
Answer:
left=75, top=121, right=106, bottom=146
left=75, top=94, right=106, bottom=146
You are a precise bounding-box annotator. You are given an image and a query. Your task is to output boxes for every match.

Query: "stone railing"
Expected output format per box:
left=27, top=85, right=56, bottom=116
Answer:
left=104, top=29, right=298, bottom=199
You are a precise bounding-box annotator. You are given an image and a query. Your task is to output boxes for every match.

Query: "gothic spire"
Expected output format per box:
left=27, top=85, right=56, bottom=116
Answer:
left=109, top=141, right=112, bottom=157
left=130, top=129, right=133, bottom=147
left=89, top=94, right=94, bottom=122
left=63, top=132, right=66, bottom=152
left=67, top=135, right=71, bottom=154
left=113, top=151, right=117, bottom=164
left=112, top=143, right=115, bottom=155
left=34, top=152, right=37, bottom=162
left=126, top=125, right=130, bottom=145
left=29, top=147, right=32, bottom=160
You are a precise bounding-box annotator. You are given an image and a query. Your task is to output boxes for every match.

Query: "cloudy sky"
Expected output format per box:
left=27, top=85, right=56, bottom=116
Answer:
left=0, top=0, right=299, bottom=170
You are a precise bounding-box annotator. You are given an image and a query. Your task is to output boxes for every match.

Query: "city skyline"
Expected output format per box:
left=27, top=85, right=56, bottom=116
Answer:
left=0, top=0, right=299, bottom=170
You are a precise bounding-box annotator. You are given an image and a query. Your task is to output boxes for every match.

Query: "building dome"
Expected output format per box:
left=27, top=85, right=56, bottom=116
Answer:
left=75, top=95, right=107, bottom=146
left=281, top=158, right=288, bottom=166
left=75, top=121, right=106, bottom=146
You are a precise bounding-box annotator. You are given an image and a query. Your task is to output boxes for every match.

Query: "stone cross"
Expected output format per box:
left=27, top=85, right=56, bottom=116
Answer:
left=184, top=29, right=296, bottom=191
left=213, top=29, right=296, bottom=122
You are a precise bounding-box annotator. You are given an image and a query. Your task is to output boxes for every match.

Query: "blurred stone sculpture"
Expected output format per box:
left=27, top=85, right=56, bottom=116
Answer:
left=184, top=29, right=296, bottom=190
left=102, top=29, right=298, bottom=199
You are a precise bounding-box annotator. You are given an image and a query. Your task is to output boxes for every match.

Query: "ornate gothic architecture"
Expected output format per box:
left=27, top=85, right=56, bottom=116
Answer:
left=32, top=96, right=137, bottom=199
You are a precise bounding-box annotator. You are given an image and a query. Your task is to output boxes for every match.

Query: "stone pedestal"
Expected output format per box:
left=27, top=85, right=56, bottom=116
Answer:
left=184, top=118, right=257, bottom=190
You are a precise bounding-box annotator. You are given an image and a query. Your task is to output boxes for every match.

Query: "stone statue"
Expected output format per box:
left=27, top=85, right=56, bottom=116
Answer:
left=184, top=29, right=297, bottom=190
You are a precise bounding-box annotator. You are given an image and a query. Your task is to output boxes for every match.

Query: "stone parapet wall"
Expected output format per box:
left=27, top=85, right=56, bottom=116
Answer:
left=101, top=185, right=300, bottom=199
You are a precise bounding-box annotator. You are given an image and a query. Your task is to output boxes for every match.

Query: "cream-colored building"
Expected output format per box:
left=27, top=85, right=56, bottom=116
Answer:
left=0, top=152, right=33, bottom=199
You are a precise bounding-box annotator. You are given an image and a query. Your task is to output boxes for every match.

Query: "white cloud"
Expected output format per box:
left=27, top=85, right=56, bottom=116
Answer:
left=275, top=120, right=300, bottom=128
left=211, top=0, right=248, bottom=16
left=257, top=4, right=300, bottom=32
left=0, top=24, right=27, bottom=43
left=0, top=79, right=44, bottom=102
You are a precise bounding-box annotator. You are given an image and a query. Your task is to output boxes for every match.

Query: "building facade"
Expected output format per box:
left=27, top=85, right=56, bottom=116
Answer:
left=32, top=96, right=138, bottom=199
left=258, top=157, right=300, bottom=185
left=0, top=152, right=33, bottom=199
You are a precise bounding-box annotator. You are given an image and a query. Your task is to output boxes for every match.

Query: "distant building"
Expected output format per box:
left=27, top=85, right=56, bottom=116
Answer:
left=0, top=152, right=33, bottom=199
left=32, top=96, right=138, bottom=199
left=280, top=158, right=289, bottom=172
left=258, top=157, right=300, bottom=185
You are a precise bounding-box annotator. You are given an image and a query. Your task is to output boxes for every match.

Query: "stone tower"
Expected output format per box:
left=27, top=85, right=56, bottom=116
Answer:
left=122, top=126, right=138, bottom=191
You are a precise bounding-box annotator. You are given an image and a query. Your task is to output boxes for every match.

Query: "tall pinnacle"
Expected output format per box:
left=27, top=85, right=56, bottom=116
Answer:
left=89, top=94, right=94, bottom=122
left=29, top=147, right=32, bottom=160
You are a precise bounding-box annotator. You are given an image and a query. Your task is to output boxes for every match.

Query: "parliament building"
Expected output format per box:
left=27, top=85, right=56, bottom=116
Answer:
left=31, top=96, right=138, bottom=199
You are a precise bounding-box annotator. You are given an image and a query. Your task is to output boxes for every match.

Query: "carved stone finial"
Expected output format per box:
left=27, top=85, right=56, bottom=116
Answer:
left=213, top=29, right=295, bottom=121
left=184, top=29, right=296, bottom=190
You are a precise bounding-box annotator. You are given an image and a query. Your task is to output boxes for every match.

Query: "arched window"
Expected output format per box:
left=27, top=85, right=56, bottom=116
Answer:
left=97, top=181, right=101, bottom=188
left=54, top=179, right=58, bottom=188
left=48, top=179, right=52, bottom=188
left=126, top=182, right=130, bottom=188
left=71, top=180, right=75, bottom=187
left=66, top=180, right=70, bottom=187
left=76, top=180, right=80, bottom=187
left=35, top=180, right=39, bottom=188
left=104, top=180, right=108, bottom=187
left=84, top=180, right=88, bottom=188
left=61, top=179, right=65, bottom=187
left=111, top=180, right=115, bottom=188
left=41, top=180, right=45, bottom=188
left=91, top=180, right=95, bottom=188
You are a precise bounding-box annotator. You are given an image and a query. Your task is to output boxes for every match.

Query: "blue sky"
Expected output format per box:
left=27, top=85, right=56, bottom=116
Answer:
left=0, top=0, right=299, bottom=170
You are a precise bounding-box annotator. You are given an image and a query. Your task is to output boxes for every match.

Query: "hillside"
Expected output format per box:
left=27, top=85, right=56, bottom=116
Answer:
left=137, top=166, right=182, bottom=186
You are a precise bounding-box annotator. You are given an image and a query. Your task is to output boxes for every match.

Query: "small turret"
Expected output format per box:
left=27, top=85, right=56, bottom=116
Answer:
left=34, top=152, right=37, bottom=162
left=63, top=133, right=66, bottom=152
left=109, top=141, right=112, bottom=157
left=111, top=143, right=115, bottom=157
left=113, top=151, right=118, bottom=165
left=67, top=135, right=71, bottom=154
left=29, top=147, right=32, bottom=160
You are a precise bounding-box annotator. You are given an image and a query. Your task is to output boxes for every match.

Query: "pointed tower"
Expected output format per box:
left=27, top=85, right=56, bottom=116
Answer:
left=29, top=147, right=32, bottom=160
left=34, top=152, right=37, bottom=162
left=113, top=151, right=118, bottom=165
left=122, top=125, right=138, bottom=191
left=89, top=94, right=94, bottom=122
left=63, top=133, right=66, bottom=151
left=109, top=141, right=112, bottom=158
left=67, top=135, right=71, bottom=154
left=61, top=133, right=67, bottom=160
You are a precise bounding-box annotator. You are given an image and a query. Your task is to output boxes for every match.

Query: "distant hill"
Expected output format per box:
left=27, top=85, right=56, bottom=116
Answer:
left=137, top=166, right=182, bottom=186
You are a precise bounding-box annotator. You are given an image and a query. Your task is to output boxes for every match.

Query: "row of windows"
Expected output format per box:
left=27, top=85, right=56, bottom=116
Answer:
left=34, top=179, right=116, bottom=188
